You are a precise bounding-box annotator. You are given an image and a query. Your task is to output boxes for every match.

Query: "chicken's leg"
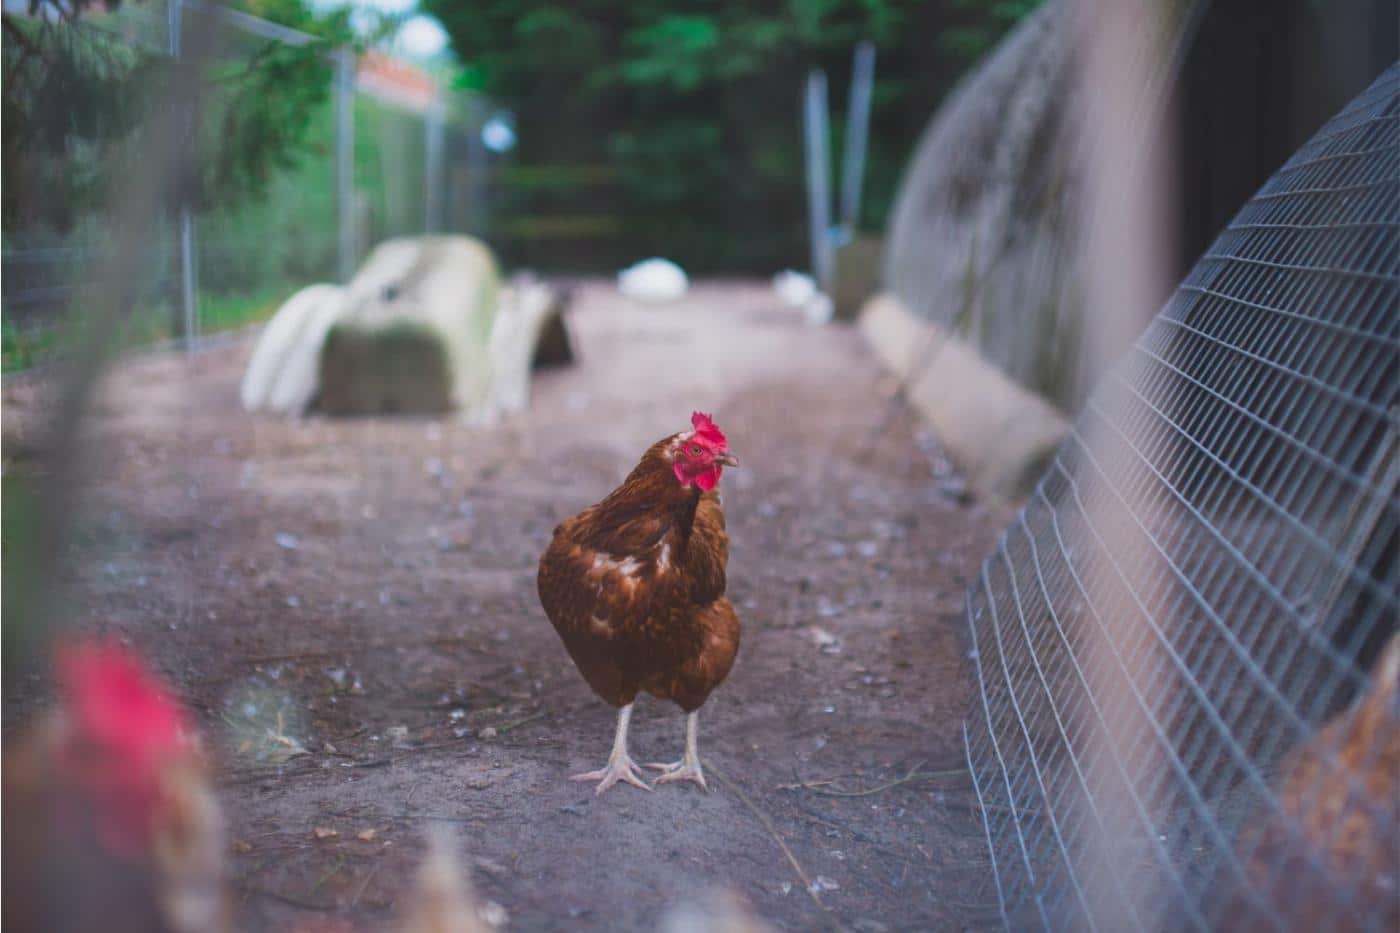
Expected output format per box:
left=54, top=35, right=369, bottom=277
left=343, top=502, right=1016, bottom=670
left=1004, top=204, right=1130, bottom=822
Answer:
left=571, top=703, right=651, bottom=794
left=647, top=710, right=708, bottom=790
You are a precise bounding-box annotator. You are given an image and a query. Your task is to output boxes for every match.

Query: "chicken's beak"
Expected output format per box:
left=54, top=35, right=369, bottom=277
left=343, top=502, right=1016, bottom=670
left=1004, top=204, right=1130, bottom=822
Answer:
left=716, top=452, right=739, bottom=468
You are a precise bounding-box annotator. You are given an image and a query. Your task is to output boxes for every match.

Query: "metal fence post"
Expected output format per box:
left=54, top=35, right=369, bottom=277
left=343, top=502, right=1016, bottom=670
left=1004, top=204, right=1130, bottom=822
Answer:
left=839, top=42, right=876, bottom=235
left=335, top=47, right=356, bottom=281
left=464, top=97, right=488, bottom=238
left=169, top=0, right=198, bottom=347
left=424, top=99, right=445, bottom=233
left=803, top=70, right=834, bottom=294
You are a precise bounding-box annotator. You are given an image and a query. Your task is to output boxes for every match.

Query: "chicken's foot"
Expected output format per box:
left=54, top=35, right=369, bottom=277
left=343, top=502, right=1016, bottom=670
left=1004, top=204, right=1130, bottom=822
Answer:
left=572, top=703, right=651, bottom=794
left=648, top=710, right=708, bottom=790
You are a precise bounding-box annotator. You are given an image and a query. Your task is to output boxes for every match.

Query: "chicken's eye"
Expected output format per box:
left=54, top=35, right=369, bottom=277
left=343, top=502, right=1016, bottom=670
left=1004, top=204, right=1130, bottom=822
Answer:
left=689, top=445, right=703, bottom=456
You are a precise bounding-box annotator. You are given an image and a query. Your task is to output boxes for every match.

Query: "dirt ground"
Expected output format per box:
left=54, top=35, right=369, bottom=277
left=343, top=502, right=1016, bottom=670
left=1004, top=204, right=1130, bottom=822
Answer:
left=3, top=281, right=1014, bottom=931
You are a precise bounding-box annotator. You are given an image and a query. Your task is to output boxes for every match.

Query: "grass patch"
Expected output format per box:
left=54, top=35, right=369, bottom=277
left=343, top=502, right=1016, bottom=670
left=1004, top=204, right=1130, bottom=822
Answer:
left=1, top=472, right=42, bottom=664
left=1, top=283, right=296, bottom=373
left=2, top=318, right=60, bottom=373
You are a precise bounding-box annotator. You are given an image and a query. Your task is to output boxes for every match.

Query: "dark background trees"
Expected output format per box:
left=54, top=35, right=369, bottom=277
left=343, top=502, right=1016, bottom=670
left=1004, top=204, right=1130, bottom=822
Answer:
left=423, top=0, right=1040, bottom=273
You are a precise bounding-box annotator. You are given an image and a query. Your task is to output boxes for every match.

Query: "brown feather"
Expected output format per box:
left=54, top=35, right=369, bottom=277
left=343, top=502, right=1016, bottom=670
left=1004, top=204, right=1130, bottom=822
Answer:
left=537, top=433, right=740, bottom=711
left=1208, top=631, right=1400, bottom=931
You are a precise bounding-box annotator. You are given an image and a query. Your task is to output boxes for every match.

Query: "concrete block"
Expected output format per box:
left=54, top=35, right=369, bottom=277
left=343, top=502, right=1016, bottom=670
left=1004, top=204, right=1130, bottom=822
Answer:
left=859, top=292, right=1068, bottom=501
left=833, top=236, right=883, bottom=321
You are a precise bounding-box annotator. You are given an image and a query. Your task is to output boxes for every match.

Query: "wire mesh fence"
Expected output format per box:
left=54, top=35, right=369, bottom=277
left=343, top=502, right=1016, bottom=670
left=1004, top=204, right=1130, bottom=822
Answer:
left=962, top=61, right=1398, bottom=931
left=1, top=0, right=493, bottom=370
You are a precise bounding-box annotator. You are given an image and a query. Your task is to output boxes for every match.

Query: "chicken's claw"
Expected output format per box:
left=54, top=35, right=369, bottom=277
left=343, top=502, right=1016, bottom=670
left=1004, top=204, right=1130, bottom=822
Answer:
left=647, top=759, right=709, bottom=791
left=571, top=754, right=652, bottom=795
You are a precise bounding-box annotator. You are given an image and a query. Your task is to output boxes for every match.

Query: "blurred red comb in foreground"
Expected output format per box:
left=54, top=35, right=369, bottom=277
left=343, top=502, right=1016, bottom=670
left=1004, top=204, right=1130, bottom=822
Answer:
left=56, top=640, right=189, bottom=762
left=54, top=640, right=193, bottom=857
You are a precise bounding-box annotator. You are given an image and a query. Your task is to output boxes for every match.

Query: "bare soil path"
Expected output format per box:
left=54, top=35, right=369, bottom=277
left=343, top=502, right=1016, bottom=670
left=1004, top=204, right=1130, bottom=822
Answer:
left=3, top=281, right=1011, bottom=931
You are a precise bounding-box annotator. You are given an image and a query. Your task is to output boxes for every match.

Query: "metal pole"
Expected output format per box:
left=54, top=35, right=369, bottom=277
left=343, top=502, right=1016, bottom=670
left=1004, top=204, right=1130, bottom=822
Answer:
left=169, top=0, right=198, bottom=346
left=179, top=211, right=197, bottom=346
left=839, top=41, right=876, bottom=235
left=424, top=99, right=445, bottom=233
left=803, top=70, right=834, bottom=294
left=465, top=97, right=488, bottom=237
left=183, top=0, right=321, bottom=46
left=336, top=47, right=356, bottom=281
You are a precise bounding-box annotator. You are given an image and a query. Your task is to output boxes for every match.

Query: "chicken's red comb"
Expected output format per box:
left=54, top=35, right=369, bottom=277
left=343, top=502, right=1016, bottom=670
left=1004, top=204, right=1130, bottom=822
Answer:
left=51, top=641, right=193, bottom=858
left=56, top=640, right=189, bottom=761
left=690, top=411, right=727, bottom=449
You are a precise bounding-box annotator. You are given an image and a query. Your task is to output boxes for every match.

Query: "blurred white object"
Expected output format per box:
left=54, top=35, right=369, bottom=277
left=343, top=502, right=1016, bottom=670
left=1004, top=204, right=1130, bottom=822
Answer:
left=396, top=826, right=493, bottom=933
left=661, top=888, right=775, bottom=933
left=339, top=236, right=500, bottom=415
left=240, top=283, right=346, bottom=415
left=481, top=111, right=516, bottom=154
left=618, top=258, right=688, bottom=303
left=772, top=269, right=833, bottom=326
left=773, top=269, right=816, bottom=307
left=479, top=274, right=564, bottom=422
left=243, top=236, right=498, bottom=417
left=802, top=291, right=834, bottom=326
left=242, top=237, right=567, bottom=424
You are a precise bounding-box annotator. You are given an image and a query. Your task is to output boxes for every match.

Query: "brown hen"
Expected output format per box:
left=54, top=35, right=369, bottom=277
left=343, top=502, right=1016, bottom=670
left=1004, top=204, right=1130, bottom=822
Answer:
left=537, top=411, right=740, bottom=794
left=1212, top=630, right=1399, bottom=931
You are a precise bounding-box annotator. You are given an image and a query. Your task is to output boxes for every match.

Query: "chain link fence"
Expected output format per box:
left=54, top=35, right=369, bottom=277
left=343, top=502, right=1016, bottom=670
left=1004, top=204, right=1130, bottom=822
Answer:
left=1, top=0, right=494, bottom=370
left=963, top=61, right=1398, bottom=930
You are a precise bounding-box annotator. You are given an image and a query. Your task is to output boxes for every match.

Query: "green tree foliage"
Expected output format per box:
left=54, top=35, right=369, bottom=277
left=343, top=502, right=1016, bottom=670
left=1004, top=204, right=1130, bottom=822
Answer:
left=424, top=0, right=1042, bottom=272
left=1, top=0, right=352, bottom=233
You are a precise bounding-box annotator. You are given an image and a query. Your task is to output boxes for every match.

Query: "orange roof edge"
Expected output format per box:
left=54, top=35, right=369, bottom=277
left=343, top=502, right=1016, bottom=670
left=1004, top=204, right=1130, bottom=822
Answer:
left=356, top=50, right=440, bottom=111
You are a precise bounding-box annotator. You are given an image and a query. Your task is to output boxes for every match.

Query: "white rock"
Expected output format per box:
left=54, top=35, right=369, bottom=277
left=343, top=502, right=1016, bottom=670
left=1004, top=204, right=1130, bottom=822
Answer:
left=773, top=269, right=816, bottom=306
left=808, top=626, right=842, bottom=654
left=802, top=291, right=834, bottom=326
left=618, top=258, right=688, bottom=302
left=772, top=270, right=832, bottom=325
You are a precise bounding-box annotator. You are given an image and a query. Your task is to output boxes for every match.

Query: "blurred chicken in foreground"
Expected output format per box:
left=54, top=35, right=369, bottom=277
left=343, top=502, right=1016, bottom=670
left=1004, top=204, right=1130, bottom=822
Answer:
left=2, top=641, right=228, bottom=933
left=1214, top=631, right=1399, bottom=931
left=660, top=888, right=775, bottom=933
left=396, top=827, right=493, bottom=933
